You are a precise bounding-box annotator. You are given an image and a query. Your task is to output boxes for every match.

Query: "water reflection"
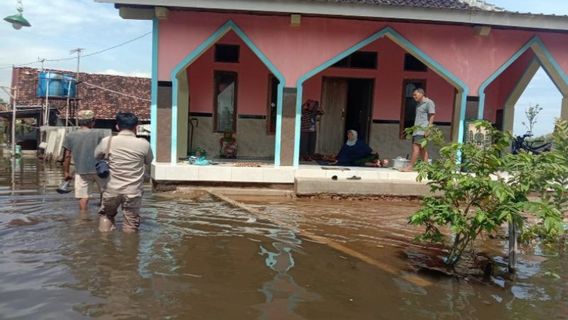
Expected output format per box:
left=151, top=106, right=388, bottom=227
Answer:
left=256, top=229, right=320, bottom=319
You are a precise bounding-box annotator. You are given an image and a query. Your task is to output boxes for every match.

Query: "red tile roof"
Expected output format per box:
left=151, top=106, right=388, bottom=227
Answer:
left=11, top=67, right=150, bottom=120
left=319, top=0, right=500, bottom=10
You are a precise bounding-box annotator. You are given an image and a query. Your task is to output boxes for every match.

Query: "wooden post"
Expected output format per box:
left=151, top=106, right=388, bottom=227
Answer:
left=508, top=222, right=517, bottom=273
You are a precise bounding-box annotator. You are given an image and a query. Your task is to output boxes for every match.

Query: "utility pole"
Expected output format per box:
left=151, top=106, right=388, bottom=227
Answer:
left=70, top=48, right=84, bottom=81
left=38, top=57, right=45, bottom=71
left=70, top=48, right=84, bottom=126
left=0, top=85, right=17, bottom=158
left=11, top=87, right=17, bottom=159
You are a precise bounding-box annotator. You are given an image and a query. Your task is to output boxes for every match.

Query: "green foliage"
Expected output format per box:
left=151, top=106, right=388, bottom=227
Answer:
left=192, top=146, right=207, bottom=158
left=403, top=125, right=444, bottom=149
left=409, top=120, right=567, bottom=268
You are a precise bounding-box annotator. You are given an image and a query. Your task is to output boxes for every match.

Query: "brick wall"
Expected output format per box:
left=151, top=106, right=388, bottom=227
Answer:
left=12, top=67, right=150, bottom=120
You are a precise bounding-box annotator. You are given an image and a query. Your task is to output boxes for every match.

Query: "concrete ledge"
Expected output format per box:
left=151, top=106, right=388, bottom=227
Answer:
left=294, top=177, right=430, bottom=197
left=152, top=162, right=296, bottom=184
left=152, top=162, right=429, bottom=196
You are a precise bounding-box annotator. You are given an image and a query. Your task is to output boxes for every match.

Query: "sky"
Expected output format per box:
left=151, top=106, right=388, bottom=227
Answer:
left=0, top=0, right=566, bottom=136
left=0, top=0, right=151, bottom=97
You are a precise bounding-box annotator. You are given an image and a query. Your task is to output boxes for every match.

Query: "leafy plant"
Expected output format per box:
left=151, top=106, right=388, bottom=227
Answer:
left=522, top=104, right=543, bottom=134
left=516, top=120, right=568, bottom=242
left=409, top=120, right=567, bottom=269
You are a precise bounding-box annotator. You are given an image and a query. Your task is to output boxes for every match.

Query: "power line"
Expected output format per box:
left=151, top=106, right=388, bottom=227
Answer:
left=81, top=32, right=151, bottom=59
left=82, top=81, right=151, bottom=102
left=0, top=60, right=39, bottom=70
left=0, top=31, right=151, bottom=70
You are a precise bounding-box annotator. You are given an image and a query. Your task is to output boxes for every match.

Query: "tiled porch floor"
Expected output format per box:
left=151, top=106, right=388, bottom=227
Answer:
left=152, top=161, right=420, bottom=185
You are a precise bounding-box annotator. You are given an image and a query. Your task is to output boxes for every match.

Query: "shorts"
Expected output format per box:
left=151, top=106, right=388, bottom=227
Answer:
left=98, top=193, right=143, bottom=232
left=412, top=135, right=425, bottom=145
left=74, top=174, right=106, bottom=199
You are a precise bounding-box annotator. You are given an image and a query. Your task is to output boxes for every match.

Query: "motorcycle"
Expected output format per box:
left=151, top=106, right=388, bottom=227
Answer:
left=511, top=132, right=552, bottom=154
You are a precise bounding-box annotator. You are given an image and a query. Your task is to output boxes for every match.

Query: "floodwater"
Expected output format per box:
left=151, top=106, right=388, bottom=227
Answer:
left=0, top=155, right=567, bottom=319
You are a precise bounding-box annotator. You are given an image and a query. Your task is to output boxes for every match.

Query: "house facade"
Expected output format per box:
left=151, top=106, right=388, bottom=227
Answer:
left=101, top=0, right=568, bottom=185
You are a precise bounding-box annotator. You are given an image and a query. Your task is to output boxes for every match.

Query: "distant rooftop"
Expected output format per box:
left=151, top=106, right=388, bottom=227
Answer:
left=98, top=0, right=568, bottom=31
left=11, top=67, right=150, bottom=120
left=310, top=0, right=503, bottom=11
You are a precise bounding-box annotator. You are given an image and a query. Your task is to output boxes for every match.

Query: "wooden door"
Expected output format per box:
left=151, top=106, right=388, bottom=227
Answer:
left=317, top=78, right=347, bottom=154
left=400, top=79, right=426, bottom=138
left=345, top=78, right=374, bottom=143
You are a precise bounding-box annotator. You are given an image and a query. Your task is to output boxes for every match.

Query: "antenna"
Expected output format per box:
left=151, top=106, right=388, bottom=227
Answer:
left=70, top=48, right=85, bottom=125
left=70, top=48, right=85, bottom=81
left=38, top=57, right=45, bottom=71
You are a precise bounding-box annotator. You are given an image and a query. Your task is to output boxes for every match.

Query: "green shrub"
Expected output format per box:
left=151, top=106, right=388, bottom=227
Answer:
left=409, top=120, right=567, bottom=268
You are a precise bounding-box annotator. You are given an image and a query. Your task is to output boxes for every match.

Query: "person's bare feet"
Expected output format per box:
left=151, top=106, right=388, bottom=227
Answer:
left=399, top=166, right=414, bottom=172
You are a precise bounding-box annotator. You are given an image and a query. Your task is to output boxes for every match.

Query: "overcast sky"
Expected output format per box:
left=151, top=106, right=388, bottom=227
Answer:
left=0, top=0, right=565, bottom=136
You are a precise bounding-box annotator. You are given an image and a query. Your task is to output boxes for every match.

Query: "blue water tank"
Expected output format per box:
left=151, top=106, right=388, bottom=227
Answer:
left=62, top=75, right=77, bottom=98
left=36, top=72, right=65, bottom=97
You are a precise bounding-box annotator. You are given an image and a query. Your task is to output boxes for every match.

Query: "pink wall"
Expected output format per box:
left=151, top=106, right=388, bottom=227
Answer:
left=303, top=38, right=456, bottom=122
left=483, top=50, right=535, bottom=121
left=158, top=11, right=568, bottom=95
left=187, top=32, right=271, bottom=115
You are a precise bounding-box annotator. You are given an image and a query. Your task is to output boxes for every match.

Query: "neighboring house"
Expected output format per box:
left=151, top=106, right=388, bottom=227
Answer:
left=11, top=67, right=150, bottom=127
left=100, top=0, right=568, bottom=185
left=1, top=67, right=150, bottom=149
left=0, top=102, right=8, bottom=112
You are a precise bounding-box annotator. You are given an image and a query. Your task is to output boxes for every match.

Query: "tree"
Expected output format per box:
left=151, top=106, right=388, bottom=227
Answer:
left=522, top=104, right=543, bottom=134
left=409, top=120, right=566, bottom=270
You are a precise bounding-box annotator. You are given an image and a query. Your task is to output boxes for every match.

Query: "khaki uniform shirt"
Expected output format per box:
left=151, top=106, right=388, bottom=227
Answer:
left=95, top=130, right=153, bottom=196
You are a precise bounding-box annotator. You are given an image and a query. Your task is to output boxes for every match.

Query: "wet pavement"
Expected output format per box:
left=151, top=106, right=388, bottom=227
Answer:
left=0, top=155, right=567, bottom=319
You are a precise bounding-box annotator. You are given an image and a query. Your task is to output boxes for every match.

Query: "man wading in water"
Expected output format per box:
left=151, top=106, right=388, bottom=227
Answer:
left=401, top=88, right=435, bottom=172
left=96, top=112, right=153, bottom=233
left=62, top=110, right=109, bottom=211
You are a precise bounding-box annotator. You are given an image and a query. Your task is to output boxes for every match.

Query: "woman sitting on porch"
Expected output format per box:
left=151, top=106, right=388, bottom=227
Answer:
left=330, top=130, right=389, bottom=167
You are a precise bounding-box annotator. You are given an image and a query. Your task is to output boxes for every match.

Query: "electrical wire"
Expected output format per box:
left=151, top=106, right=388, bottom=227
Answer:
left=81, top=81, right=151, bottom=102
left=0, top=31, right=151, bottom=70
left=0, top=60, right=40, bottom=70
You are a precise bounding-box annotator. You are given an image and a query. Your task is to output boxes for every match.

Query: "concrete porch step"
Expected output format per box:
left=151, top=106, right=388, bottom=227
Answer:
left=294, top=176, right=429, bottom=197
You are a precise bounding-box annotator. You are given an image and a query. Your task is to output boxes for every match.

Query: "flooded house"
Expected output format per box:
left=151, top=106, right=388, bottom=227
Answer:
left=99, top=0, right=568, bottom=186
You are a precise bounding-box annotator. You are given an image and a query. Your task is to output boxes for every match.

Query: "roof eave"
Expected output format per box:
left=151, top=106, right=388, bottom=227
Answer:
left=95, top=0, right=568, bottom=31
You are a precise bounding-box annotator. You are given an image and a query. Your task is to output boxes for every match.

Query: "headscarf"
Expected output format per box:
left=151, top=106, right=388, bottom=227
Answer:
left=346, top=130, right=358, bottom=147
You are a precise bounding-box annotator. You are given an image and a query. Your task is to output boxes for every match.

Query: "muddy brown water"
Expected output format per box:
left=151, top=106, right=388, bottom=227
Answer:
left=0, top=156, right=567, bottom=319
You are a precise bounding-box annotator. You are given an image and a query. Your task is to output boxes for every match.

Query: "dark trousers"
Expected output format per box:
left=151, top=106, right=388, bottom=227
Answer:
left=300, top=131, right=317, bottom=157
